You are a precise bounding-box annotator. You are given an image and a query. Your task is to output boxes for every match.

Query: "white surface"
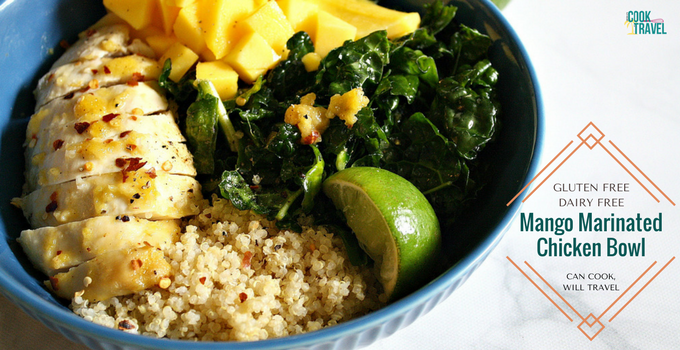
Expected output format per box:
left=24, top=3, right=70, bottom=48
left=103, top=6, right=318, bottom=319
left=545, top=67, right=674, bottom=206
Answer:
left=2, top=0, right=679, bottom=348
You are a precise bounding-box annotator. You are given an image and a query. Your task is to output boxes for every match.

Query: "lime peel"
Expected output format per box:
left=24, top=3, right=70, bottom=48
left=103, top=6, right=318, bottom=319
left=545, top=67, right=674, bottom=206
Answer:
left=322, top=167, right=441, bottom=300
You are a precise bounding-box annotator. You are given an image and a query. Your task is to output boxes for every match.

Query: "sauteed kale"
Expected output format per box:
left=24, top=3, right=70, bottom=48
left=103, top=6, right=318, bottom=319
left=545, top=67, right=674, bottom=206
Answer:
left=160, top=0, right=499, bottom=231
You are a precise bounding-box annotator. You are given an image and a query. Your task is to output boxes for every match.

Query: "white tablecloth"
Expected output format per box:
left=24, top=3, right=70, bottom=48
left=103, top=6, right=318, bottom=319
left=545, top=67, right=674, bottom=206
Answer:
left=3, top=0, right=679, bottom=348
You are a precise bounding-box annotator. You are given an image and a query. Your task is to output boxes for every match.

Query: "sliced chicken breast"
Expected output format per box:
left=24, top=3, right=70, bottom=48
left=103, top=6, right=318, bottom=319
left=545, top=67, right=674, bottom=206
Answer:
left=46, top=246, right=172, bottom=302
left=17, top=172, right=202, bottom=228
left=35, top=54, right=161, bottom=108
left=18, top=216, right=179, bottom=276
left=26, top=111, right=185, bottom=159
left=26, top=82, right=168, bottom=144
left=26, top=131, right=195, bottom=191
left=50, top=24, right=154, bottom=69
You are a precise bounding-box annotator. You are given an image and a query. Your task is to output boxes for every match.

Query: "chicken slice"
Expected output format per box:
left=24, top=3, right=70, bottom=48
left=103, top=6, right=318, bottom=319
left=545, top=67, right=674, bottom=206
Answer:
left=17, top=172, right=202, bottom=228
left=18, top=216, right=179, bottom=276
left=26, top=131, right=195, bottom=191
left=26, top=111, right=185, bottom=159
left=35, top=54, right=161, bottom=108
left=46, top=246, right=172, bottom=302
left=50, top=24, right=153, bottom=69
left=26, top=82, right=168, bottom=142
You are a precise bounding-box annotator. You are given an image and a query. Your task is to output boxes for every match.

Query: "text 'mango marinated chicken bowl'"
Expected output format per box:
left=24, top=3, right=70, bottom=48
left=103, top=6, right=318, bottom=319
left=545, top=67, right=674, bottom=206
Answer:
left=4, top=0, right=539, bottom=345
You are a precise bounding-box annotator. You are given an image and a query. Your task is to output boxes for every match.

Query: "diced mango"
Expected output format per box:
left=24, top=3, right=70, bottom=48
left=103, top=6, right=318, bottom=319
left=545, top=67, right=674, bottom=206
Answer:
left=301, top=52, right=321, bottom=72
left=314, top=11, right=356, bottom=58
left=103, top=0, right=157, bottom=30
left=278, top=0, right=319, bottom=39
left=200, top=47, right=218, bottom=62
left=304, top=0, right=420, bottom=39
left=172, top=2, right=206, bottom=54
left=164, top=0, right=195, bottom=7
left=130, top=25, right=165, bottom=41
left=224, top=31, right=280, bottom=84
left=159, top=42, right=199, bottom=82
left=196, top=61, right=239, bottom=100
left=236, top=1, right=295, bottom=55
left=146, top=34, right=178, bottom=57
left=199, top=0, right=257, bottom=60
left=154, top=0, right=181, bottom=35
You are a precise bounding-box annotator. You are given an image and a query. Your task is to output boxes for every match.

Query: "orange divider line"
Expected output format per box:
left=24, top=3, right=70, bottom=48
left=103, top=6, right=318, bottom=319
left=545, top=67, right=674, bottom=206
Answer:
left=506, top=257, right=573, bottom=322
left=598, top=261, right=657, bottom=320
left=522, top=140, right=585, bottom=203
left=609, top=257, right=675, bottom=322
left=506, top=140, right=574, bottom=206
left=524, top=261, right=584, bottom=321
left=598, top=142, right=660, bottom=203
left=608, top=140, right=675, bottom=206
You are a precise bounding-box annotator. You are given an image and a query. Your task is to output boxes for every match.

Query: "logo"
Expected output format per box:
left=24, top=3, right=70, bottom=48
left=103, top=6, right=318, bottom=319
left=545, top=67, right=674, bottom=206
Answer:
left=625, top=11, right=666, bottom=35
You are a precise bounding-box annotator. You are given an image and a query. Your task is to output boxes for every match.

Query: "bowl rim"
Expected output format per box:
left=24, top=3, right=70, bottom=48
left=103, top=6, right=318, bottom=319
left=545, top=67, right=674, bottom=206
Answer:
left=0, top=0, right=544, bottom=348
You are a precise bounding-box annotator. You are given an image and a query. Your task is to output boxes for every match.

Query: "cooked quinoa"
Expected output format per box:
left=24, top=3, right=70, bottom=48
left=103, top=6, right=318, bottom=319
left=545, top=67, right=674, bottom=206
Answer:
left=71, top=196, right=386, bottom=341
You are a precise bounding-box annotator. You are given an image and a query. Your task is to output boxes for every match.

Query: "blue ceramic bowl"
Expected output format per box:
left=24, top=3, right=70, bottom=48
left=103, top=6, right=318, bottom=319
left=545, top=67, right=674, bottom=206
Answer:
left=0, top=0, right=542, bottom=349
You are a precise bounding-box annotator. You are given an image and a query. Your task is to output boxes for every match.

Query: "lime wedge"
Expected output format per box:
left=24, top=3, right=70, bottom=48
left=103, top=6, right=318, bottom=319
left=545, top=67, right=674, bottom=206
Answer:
left=322, top=167, right=441, bottom=300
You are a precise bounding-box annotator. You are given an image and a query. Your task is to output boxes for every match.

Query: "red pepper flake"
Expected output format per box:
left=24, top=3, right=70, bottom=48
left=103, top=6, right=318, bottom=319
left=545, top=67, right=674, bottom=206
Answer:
left=47, top=73, right=55, bottom=82
left=302, top=130, right=320, bottom=145
left=74, top=122, right=90, bottom=134
left=59, top=40, right=70, bottom=49
left=91, top=69, right=98, bottom=75
left=126, top=72, right=145, bottom=87
left=199, top=277, right=206, bottom=285
left=86, top=29, right=97, bottom=37
left=56, top=250, right=62, bottom=256
left=45, top=192, right=58, bottom=213
left=115, top=158, right=126, bottom=168
left=145, top=167, right=157, bottom=179
left=119, top=130, right=132, bottom=138
left=249, top=185, right=260, bottom=190
left=117, top=320, right=135, bottom=330
left=103, top=66, right=111, bottom=74
left=104, top=138, right=113, bottom=144
left=130, top=259, right=143, bottom=270
left=126, top=144, right=137, bottom=152
left=239, top=292, right=248, bottom=302
left=79, top=86, right=90, bottom=94
left=53, top=139, right=64, bottom=150
left=309, top=243, right=316, bottom=252
left=131, top=115, right=138, bottom=121
left=242, top=251, right=253, bottom=269
left=124, top=158, right=147, bottom=172
left=102, top=113, right=119, bottom=123
left=49, top=277, right=59, bottom=291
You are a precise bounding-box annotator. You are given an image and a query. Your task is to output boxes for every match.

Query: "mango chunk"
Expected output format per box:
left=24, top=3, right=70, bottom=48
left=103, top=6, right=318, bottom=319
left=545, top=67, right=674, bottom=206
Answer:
left=278, top=0, right=319, bottom=38
left=130, top=25, right=164, bottom=41
left=314, top=11, right=357, bottom=57
left=103, top=0, right=156, bottom=30
left=146, top=34, right=178, bottom=57
left=196, top=61, right=239, bottom=100
left=199, top=0, right=257, bottom=60
left=172, top=1, right=206, bottom=54
left=155, top=0, right=181, bottom=35
left=224, top=31, right=280, bottom=84
left=301, top=52, right=322, bottom=72
left=236, top=1, right=295, bottom=55
left=304, top=0, right=420, bottom=39
left=164, top=0, right=196, bottom=6
left=159, top=42, right=199, bottom=82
